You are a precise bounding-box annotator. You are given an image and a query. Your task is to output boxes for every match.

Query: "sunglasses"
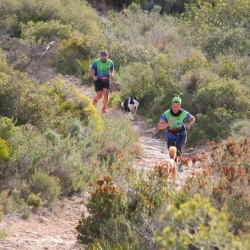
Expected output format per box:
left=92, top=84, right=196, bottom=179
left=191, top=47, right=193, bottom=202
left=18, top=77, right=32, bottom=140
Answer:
left=101, top=52, right=108, bottom=57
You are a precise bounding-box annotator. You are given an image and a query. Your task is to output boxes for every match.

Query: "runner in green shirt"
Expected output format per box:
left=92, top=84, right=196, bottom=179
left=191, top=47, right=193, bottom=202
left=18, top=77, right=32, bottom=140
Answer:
left=90, top=50, right=114, bottom=113
left=158, top=95, right=195, bottom=172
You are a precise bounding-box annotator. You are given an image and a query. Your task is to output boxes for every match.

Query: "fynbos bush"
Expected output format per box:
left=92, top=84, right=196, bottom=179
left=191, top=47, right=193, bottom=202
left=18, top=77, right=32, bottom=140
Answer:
left=30, top=172, right=61, bottom=206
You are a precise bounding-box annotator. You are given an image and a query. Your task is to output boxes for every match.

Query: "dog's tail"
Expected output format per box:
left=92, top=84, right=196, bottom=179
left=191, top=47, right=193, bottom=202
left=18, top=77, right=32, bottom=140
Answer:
left=121, top=102, right=124, bottom=107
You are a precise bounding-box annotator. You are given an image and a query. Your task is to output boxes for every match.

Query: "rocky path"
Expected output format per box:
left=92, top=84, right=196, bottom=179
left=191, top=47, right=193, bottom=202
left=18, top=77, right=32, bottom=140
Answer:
left=131, top=118, right=198, bottom=186
left=0, top=75, right=201, bottom=249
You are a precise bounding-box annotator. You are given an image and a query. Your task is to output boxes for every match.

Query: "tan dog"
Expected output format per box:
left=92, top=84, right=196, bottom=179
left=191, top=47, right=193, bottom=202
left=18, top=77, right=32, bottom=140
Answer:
left=154, top=146, right=178, bottom=182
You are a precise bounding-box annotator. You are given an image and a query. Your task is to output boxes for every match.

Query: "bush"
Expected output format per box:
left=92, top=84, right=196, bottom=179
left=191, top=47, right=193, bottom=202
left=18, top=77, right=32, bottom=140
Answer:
left=0, top=70, right=58, bottom=128
left=30, top=172, right=61, bottom=205
left=0, top=138, right=10, bottom=161
left=155, top=194, right=247, bottom=249
left=108, top=6, right=185, bottom=53
left=54, top=34, right=104, bottom=76
left=231, top=120, right=250, bottom=140
left=76, top=175, right=127, bottom=244
left=27, top=193, right=44, bottom=208
left=183, top=1, right=250, bottom=59
left=76, top=168, right=172, bottom=248
left=0, top=189, right=10, bottom=214
left=108, top=41, right=158, bottom=71
left=187, top=78, right=250, bottom=144
left=179, top=48, right=209, bottom=74
left=59, top=0, right=101, bottom=35
left=183, top=139, right=250, bottom=236
left=20, top=20, right=73, bottom=43
left=15, top=0, right=61, bottom=24
left=201, top=27, right=250, bottom=59
left=188, top=108, right=234, bottom=145
left=0, top=117, right=16, bottom=140
left=7, top=188, right=28, bottom=213
left=117, top=62, right=156, bottom=104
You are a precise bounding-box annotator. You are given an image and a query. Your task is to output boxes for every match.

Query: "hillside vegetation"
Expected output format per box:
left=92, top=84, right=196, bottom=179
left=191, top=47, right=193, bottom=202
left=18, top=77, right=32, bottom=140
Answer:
left=0, top=0, right=250, bottom=249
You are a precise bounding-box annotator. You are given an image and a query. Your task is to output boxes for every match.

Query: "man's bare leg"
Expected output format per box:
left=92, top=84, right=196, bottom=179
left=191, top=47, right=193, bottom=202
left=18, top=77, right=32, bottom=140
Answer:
left=102, top=88, right=109, bottom=113
left=93, top=90, right=103, bottom=106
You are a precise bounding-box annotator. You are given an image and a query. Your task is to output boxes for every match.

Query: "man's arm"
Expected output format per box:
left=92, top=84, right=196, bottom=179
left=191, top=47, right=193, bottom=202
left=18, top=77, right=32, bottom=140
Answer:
left=90, top=67, right=98, bottom=81
left=109, top=67, right=114, bottom=79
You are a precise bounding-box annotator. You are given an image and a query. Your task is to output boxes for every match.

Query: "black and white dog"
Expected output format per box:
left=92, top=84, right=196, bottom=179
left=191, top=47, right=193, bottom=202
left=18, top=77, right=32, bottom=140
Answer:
left=121, top=96, right=139, bottom=121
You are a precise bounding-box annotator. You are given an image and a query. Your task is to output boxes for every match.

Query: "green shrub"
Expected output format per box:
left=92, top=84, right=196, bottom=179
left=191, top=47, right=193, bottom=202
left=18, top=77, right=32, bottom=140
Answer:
left=27, top=193, right=44, bottom=208
left=179, top=48, right=209, bottom=73
left=75, top=59, right=93, bottom=85
left=44, top=130, right=61, bottom=145
left=0, top=0, right=100, bottom=38
left=0, top=188, right=30, bottom=215
left=0, top=64, right=104, bottom=133
left=54, top=34, right=104, bottom=76
left=45, top=78, right=104, bottom=132
left=231, top=120, right=250, bottom=139
left=183, top=1, right=250, bottom=59
left=59, top=0, right=101, bottom=35
left=108, top=41, right=158, bottom=71
left=0, top=138, right=10, bottom=161
left=0, top=0, right=20, bottom=36
left=188, top=107, right=234, bottom=145
left=188, top=79, right=250, bottom=144
left=202, top=27, right=250, bottom=59
left=3, top=117, right=104, bottom=196
left=117, top=62, right=156, bottom=102
left=68, top=120, right=85, bottom=139
left=6, top=188, right=28, bottom=213
left=108, top=91, right=123, bottom=108
left=14, top=0, right=61, bottom=23
left=116, top=57, right=180, bottom=121
left=231, top=120, right=249, bottom=133
left=30, top=172, right=61, bottom=205
left=0, top=70, right=59, bottom=128
left=192, top=79, right=249, bottom=114
left=0, top=117, right=16, bottom=140
left=20, top=20, right=73, bottom=43
left=108, top=6, right=185, bottom=54
left=218, top=61, right=240, bottom=79
left=155, top=194, right=246, bottom=249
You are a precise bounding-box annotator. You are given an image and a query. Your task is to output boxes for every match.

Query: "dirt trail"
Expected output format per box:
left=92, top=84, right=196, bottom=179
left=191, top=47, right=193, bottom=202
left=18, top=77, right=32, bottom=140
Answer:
left=0, top=75, right=201, bottom=249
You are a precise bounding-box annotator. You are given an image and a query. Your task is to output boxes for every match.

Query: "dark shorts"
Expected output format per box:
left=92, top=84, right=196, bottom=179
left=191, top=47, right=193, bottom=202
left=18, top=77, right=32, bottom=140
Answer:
left=167, top=135, right=187, bottom=159
left=94, top=79, right=110, bottom=92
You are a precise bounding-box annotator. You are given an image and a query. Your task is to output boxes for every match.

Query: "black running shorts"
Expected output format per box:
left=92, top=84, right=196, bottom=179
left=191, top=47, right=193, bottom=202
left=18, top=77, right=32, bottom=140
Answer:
left=94, top=79, right=110, bottom=92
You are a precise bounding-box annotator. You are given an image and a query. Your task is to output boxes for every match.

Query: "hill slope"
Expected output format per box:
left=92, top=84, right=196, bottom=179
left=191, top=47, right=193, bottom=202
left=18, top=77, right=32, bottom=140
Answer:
left=0, top=73, right=202, bottom=249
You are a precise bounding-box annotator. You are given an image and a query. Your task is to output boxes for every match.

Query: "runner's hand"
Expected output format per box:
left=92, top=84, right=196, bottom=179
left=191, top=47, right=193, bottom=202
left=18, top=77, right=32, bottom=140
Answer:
left=185, top=123, right=192, bottom=129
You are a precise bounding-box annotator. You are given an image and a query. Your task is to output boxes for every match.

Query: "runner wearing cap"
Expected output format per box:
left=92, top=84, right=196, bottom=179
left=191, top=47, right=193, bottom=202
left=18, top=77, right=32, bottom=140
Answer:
left=90, top=50, right=114, bottom=113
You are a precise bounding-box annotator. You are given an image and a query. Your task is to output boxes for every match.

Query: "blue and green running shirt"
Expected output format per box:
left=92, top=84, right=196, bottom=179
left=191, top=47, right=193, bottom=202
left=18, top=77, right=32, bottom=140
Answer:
left=91, top=58, right=114, bottom=79
left=161, top=109, right=191, bottom=139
